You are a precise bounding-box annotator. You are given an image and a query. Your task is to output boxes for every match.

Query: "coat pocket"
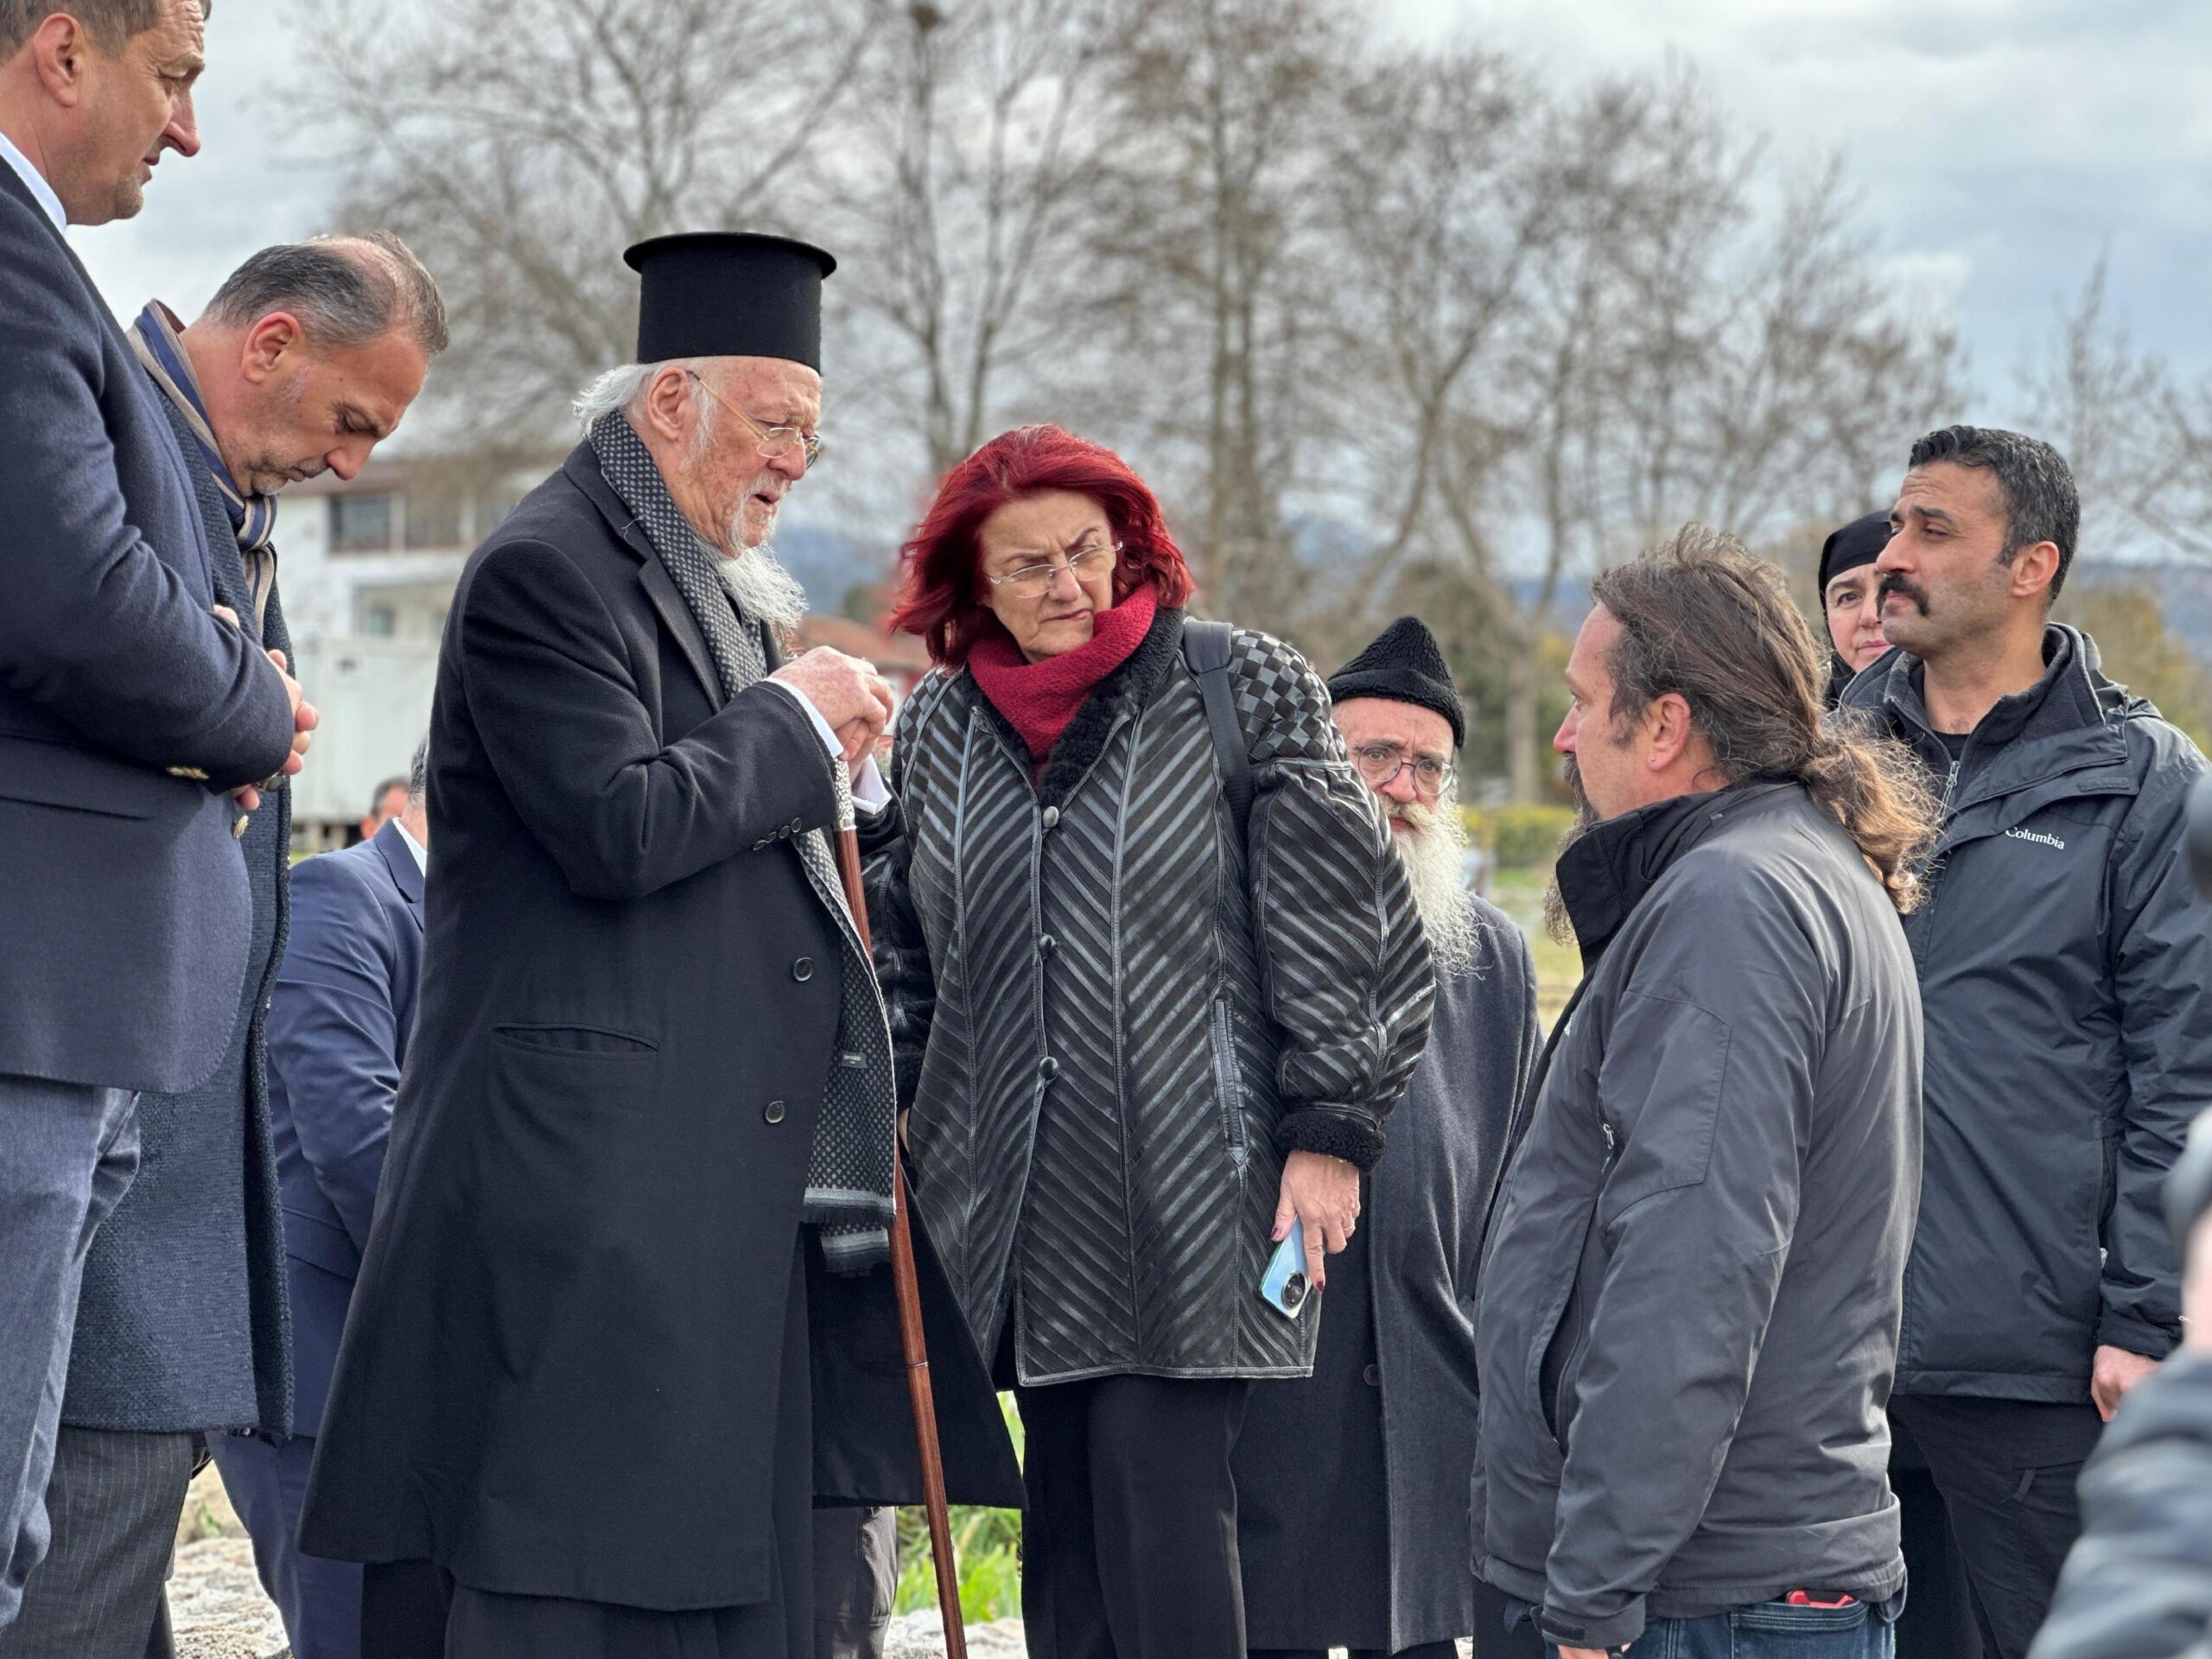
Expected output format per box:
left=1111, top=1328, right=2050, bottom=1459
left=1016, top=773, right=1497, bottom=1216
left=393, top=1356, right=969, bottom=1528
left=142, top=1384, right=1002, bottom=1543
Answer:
left=1209, top=999, right=1250, bottom=1171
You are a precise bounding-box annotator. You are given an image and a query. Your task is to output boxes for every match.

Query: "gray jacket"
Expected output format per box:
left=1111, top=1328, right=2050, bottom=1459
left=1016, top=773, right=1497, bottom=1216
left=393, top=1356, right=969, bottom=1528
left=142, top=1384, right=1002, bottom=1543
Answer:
left=62, top=391, right=294, bottom=1438
left=1473, top=781, right=1922, bottom=1650
left=1840, top=626, right=2212, bottom=1397
left=2030, top=1348, right=2212, bottom=1659
left=866, top=605, right=1433, bottom=1384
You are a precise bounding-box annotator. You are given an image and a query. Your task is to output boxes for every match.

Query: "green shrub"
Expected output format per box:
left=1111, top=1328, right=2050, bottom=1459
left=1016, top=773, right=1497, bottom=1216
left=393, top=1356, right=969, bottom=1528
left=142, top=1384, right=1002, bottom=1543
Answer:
left=1469, top=804, right=1577, bottom=868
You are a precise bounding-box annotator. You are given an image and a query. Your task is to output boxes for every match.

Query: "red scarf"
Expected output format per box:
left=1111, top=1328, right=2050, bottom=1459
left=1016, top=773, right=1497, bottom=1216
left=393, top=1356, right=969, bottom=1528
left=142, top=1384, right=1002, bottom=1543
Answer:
left=967, top=585, right=1160, bottom=770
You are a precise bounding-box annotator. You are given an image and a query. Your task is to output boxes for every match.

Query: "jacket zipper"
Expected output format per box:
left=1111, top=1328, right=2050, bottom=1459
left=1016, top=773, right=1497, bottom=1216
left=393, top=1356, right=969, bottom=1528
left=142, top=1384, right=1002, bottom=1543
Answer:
left=1209, top=1000, right=1250, bottom=1170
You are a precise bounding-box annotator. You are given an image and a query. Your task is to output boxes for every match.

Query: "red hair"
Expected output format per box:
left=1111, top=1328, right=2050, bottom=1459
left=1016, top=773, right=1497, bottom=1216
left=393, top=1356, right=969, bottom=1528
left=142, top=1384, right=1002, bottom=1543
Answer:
left=888, top=424, right=1195, bottom=668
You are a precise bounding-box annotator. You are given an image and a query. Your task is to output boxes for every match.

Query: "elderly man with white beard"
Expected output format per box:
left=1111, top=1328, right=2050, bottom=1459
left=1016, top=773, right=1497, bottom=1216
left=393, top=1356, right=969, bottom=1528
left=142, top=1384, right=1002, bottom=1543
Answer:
left=1235, top=616, right=1546, bottom=1659
left=296, top=232, right=1020, bottom=1659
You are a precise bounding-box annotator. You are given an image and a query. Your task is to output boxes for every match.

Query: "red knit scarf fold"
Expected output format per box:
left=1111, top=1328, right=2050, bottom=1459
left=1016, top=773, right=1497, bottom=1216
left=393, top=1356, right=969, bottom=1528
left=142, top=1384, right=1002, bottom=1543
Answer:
left=967, top=585, right=1160, bottom=769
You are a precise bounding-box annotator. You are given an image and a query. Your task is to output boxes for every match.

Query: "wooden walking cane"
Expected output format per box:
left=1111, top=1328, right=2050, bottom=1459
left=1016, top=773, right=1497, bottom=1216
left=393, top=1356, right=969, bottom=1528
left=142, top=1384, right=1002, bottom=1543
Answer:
left=834, top=826, right=969, bottom=1659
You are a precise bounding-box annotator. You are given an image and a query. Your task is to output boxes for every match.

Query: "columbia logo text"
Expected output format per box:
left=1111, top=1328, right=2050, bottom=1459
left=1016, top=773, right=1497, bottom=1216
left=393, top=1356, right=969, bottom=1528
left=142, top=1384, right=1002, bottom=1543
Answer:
left=2005, top=826, right=2067, bottom=851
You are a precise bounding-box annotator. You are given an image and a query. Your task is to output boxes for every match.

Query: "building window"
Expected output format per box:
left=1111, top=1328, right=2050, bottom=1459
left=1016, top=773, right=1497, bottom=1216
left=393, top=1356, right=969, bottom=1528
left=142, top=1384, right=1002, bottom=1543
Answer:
left=332, top=493, right=397, bottom=553
left=359, top=602, right=397, bottom=638
left=404, top=493, right=465, bottom=550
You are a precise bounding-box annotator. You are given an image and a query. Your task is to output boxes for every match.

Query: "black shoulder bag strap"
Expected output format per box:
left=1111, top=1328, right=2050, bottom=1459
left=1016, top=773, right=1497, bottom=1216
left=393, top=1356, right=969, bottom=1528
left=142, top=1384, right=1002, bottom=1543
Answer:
left=1181, top=619, right=1254, bottom=840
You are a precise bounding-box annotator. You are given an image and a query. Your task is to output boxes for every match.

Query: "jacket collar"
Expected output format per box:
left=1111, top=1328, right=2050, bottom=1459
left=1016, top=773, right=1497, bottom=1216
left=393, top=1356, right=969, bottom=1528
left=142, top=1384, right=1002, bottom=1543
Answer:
left=1843, top=624, right=2133, bottom=806
left=562, top=441, right=730, bottom=708
left=1554, top=779, right=1794, bottom=970
left=371, top=817, right=426, bottom=909
left=966, top=602, right=1188, bottom=810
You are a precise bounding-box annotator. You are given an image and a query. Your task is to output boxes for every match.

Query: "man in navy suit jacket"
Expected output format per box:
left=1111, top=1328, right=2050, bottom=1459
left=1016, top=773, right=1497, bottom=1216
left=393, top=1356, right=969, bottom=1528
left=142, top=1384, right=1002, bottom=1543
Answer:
left=0, top=0, right=311, bottom=1633
left=210, top=753, right=427, bottom=1659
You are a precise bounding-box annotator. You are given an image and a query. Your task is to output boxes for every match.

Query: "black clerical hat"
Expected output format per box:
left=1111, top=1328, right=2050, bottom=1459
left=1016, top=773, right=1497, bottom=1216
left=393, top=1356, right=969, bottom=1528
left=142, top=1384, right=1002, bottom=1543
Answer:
left=1818, top=510, right=1890, bottom=592
left=624, top=232, right=837, bottom=371
left=1326, top=616, right=1465, bottom=749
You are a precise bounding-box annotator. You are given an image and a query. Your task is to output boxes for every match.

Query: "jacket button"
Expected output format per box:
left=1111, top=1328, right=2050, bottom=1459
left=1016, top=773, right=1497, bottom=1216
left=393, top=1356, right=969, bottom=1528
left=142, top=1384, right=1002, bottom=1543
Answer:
left=792, top=957, right=814, bottom=982
left=765, top=1100, right=786, bottom=1124
left=1038, top=934, right=1057, bottom=957
left=1363, top=1363, right=1381, bottom=1388
left=790, top=817, right=804, bottom=834
left=1038, top=1056, right=1059, bottom=1082
left=1040, top=805, right=1059, bottom=829
left=232, top=813, right=251, bottom=838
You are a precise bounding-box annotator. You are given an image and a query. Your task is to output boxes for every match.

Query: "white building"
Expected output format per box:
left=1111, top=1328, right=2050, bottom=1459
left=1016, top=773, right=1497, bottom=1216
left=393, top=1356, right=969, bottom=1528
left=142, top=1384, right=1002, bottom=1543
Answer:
left=279, top=455, right=548, bottom=843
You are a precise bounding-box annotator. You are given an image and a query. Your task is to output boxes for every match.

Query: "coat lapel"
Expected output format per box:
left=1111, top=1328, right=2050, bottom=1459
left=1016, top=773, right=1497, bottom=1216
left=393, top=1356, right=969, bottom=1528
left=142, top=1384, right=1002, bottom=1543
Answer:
left=372, top=818, right=425, bottom=919
left=561, top=447, right=726, bottom=710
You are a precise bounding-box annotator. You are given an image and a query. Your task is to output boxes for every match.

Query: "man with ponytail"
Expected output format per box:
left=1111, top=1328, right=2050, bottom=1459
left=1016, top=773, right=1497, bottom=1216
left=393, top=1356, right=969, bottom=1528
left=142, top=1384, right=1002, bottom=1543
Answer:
left=1474, top=526, right=1936, bottom=1659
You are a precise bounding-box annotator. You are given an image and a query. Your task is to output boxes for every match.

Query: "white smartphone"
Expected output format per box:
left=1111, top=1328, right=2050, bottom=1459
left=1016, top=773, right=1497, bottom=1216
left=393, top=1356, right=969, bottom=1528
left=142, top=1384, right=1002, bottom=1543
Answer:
left=1258, top=1218, right=1313, bottom=1319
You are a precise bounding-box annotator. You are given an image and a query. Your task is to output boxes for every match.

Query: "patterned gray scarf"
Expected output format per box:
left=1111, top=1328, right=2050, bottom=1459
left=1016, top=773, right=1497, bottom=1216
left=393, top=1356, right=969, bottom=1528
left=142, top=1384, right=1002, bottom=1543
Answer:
left=590, top=410, right=897, bottom=1272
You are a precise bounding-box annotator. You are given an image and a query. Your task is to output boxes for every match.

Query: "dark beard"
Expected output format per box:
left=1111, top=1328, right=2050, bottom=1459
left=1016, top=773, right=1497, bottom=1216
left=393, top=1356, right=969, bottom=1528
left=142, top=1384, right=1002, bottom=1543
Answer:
left=1541, top=755, right=1600, bottom=948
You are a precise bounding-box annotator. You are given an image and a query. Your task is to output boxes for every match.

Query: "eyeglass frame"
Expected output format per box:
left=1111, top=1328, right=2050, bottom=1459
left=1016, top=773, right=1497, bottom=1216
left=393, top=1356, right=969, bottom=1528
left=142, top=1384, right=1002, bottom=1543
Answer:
left=980, top=537, right=1123, bottom=599
left=1348, top=740, right=1458, bottom=801
left=683, top=369, right=823, bottom=468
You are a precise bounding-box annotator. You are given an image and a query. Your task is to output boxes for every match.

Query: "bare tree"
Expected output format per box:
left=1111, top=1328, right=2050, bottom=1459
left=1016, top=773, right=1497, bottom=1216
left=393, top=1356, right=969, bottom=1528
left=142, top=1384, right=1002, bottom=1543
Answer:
left=1074, top=0, right=1352, bottom=636
left=292, top=0, right=876, bottom=442
left=2024, top=258, right=2212, bottom=561
left=817, top=0, right=1151, bottom=505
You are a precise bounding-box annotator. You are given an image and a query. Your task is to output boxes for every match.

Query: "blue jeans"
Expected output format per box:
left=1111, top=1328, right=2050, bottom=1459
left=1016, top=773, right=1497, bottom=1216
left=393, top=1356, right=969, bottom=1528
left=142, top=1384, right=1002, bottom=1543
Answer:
left=0, top=1078, right=138, bottom=1632
left=1622, top=1599, right=1894, bottom=1659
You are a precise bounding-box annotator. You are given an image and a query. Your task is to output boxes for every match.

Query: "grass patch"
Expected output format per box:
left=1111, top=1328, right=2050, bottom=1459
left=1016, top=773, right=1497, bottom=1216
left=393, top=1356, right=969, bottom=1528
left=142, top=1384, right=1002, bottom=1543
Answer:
left=1488, top=862, right=1581, bottom=1030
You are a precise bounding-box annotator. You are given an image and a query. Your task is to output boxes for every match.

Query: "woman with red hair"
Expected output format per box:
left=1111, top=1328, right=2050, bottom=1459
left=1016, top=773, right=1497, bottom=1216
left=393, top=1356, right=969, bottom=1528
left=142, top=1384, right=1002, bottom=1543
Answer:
left=866, top=425, right=1434, bottom=1657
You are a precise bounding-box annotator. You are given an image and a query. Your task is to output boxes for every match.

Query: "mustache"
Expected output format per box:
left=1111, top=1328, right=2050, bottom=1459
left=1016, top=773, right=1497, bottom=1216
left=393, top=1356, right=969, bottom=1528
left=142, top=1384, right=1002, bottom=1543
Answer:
left=1878, top=572, right=1929, bottom=616
left=1561, top=754, right=1593, bottom=821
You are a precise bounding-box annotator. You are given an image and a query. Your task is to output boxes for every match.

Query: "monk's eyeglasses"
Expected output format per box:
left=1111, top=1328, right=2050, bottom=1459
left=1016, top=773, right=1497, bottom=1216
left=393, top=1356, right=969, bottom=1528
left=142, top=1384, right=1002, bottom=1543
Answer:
left=685, top=371, right=823, bottom=468
left=1351, top=741, right=1456, bottom=801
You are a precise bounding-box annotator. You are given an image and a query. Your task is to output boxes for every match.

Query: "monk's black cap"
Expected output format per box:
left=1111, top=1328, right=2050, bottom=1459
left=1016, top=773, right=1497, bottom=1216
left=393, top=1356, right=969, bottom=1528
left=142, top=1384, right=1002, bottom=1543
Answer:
left=1818, top=510, right=1891, bottom=593
left=1326, top=616, right=1465, bottom=750
left=624, top=232, right=836, bottom=372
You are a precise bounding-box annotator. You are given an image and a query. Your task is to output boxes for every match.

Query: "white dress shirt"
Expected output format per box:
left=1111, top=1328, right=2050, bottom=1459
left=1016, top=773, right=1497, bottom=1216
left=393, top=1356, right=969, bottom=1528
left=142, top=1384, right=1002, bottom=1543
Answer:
left=394, top=817, right=429, bottom=875
left=0, top=129, right=66, bottom=232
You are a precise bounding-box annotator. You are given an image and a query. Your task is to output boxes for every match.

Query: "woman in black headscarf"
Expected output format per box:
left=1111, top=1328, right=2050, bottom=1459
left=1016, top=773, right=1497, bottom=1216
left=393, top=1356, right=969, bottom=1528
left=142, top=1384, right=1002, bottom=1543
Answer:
left=1819, top=509, right=1894, bottom=706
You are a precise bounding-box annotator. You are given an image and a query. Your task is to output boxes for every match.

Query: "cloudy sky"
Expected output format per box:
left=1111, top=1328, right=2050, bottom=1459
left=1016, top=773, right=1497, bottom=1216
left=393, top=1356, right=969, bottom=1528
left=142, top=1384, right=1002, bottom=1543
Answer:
left=69, top=0, right=2212, bottom=415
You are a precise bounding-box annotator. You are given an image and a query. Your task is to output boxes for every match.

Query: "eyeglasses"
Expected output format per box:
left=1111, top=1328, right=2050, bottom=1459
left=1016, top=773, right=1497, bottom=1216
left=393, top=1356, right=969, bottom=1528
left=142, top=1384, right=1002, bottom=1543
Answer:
left=685, top=371, right=823, bottom=468
left=982, top=539, right=1122, bottom=600
left=1351, top=741, right=1456, bottom=801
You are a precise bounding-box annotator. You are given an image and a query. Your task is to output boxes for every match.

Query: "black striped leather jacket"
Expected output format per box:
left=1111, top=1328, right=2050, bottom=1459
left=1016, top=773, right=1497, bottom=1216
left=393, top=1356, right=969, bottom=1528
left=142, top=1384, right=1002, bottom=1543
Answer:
left=864, top=604, right=1433, bottom=1384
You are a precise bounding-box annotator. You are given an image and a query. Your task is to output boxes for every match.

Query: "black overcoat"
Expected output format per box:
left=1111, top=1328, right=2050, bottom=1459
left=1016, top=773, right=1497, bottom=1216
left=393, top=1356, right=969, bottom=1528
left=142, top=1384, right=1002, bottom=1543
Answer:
left=300, top=445, right=1019, bottom=1612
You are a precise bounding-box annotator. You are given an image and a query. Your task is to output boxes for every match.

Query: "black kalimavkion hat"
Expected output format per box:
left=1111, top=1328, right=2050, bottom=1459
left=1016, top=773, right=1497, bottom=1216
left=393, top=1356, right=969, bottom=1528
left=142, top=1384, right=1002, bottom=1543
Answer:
left=1325, top=616, right=1466, bottom=750
left=623, top=232, right=837, bottom=371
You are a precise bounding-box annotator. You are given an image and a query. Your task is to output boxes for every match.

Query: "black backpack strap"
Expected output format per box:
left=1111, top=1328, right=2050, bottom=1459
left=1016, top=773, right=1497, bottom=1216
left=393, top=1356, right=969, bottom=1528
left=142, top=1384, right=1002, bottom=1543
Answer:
left=1181, top=619, right=1254, bottom=841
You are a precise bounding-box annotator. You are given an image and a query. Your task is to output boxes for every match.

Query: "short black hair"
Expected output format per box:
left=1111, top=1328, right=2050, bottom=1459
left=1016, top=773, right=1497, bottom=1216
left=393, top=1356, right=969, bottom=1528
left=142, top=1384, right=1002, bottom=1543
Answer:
left=370, top=775, right=409, bottom=814
left=1906, top=425, right=2080, bottom=601
left=407, top=736, right=429, bottom=803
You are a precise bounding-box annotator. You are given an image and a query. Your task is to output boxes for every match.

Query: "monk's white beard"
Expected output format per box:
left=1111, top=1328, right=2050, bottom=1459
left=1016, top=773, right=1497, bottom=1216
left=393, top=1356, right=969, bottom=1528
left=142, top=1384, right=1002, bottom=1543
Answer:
left=716, top=533, right=810, bottom=630
left=1386, top=799, right=1478, bottom=976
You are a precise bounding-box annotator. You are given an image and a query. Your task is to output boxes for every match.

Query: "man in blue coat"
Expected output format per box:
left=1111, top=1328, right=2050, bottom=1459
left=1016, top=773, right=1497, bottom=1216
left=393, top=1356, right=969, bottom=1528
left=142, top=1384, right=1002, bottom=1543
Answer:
left=0, top=0, right=310, bottom=1634
left=209, top=742, right=428, bottom=1659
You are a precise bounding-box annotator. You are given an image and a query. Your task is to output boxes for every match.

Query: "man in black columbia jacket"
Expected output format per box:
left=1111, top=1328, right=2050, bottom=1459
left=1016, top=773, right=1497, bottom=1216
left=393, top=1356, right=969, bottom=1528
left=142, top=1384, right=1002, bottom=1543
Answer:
left=1475, top=529, right=1931, bottom=1659
left=1838, top=425, right=2212, bottom=1659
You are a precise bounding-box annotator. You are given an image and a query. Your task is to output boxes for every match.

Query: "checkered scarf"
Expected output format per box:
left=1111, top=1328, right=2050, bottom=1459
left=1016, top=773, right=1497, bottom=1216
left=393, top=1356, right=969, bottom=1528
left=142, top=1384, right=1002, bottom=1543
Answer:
left=590, top=410, right=897, bottom=1272
left=129, top=302, right=278, bottom=628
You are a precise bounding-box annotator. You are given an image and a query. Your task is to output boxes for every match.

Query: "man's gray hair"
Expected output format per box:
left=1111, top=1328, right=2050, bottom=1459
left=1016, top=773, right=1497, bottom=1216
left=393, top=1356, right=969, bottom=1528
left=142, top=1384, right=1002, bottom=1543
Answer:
left=574, top=359, right=702, bottom=433
left=0, top=0, right=201, bottom=56
left=407, top=734, right=429, bottom=803
left=204, top=232, right=449, bottom=358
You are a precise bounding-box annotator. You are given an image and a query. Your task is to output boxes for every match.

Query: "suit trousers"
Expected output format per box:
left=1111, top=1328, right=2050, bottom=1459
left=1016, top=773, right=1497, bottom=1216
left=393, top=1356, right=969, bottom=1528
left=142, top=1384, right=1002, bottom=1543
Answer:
left=210, top=1431, right=360, bottom=1659
left=1015, top=1372, right=1250, bottom=1659
left=1888, top=1395, right=2105, bottom=1659
left=0, top=1078, right=138, bottom=1633
left=811, top=1506, right=894, bottom=1659
left=0, top=1426, right=195, bottom=1658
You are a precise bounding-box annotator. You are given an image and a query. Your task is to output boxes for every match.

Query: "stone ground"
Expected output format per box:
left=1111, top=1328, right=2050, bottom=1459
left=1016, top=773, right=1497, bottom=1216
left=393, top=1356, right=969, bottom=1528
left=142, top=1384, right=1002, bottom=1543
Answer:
left=169, top=1469, right=1465, bottom=1659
